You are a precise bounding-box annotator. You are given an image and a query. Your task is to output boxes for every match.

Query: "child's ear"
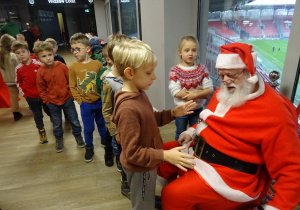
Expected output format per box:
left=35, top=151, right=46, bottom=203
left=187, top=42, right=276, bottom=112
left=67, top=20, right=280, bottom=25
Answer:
left=124, top=67, right=134, bottom=79
left=86, top=46, right=92, bottom=53
left=177, top=49, right=182, bottom=56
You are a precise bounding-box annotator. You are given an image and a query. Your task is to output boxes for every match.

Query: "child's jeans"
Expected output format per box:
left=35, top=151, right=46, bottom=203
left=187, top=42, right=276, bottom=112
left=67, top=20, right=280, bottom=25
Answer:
left=26, top=96, right=51, bottom=130
left=112, top=135, right=122, bottom=157
left=174, top=107, right=202, bottom=140
left=80, top=100, right=106, bottom=146
left=48, top=97, right=82, bottom=139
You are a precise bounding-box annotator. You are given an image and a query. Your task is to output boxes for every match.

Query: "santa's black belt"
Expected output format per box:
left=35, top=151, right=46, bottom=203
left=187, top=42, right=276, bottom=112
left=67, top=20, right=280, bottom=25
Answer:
left=193, top=136, right=258, bottom=175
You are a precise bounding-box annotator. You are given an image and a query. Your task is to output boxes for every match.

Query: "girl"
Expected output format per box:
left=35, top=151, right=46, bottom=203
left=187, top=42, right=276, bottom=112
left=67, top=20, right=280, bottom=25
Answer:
left=0, top=34, right=22, bottom=120
left=169, top=35, right=213, bottom=140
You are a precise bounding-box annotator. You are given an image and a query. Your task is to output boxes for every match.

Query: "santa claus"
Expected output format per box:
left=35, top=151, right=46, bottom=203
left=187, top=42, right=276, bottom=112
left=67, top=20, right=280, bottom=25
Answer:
left=159, top=43, right=300, bottom=210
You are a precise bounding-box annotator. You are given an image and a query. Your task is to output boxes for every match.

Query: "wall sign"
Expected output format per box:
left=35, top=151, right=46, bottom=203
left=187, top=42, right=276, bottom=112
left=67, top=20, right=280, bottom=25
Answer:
left=48, top=0, right=76, bottom=3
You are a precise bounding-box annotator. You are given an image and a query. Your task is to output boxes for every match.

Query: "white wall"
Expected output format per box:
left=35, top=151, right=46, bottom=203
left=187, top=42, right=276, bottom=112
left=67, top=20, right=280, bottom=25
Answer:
left=140, top=0, right=198, bottom=110
left=94, top=0, right=198, bottom=110
left=94, top=0, right=108, bottom=39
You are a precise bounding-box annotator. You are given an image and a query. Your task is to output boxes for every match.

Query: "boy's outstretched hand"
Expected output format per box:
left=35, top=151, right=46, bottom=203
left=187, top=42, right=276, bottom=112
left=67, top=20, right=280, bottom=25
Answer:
left=172, top=100, right=196, bottom=118
left=163, top=146, right=195, bottom=171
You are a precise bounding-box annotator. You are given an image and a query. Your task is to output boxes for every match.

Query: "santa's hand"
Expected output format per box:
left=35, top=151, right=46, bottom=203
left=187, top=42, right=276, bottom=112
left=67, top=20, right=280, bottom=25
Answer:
left=178, top=133, right=192, bottom=146
left=163, top=146, right=195, bottom=171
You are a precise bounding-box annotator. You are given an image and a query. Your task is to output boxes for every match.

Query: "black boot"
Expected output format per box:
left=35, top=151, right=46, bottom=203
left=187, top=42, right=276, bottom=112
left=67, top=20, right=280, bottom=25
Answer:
left=13, top=112, right=23, bottom=121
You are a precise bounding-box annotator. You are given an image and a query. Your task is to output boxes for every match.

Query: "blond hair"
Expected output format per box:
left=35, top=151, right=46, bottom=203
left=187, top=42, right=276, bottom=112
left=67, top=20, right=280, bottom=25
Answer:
left=45, top=38, right=57, bottom=46
left=107, top=34, right=131, bottom=62
left=33, top=41, right=53, bottom=56
left=113, top=39, right=157, bottom=77
left=177, top=35, right=199, bottom=64
left=11, top=40, right=29, bottom=52
left=69, top=33, right=90, bottom=46
left=102, top=45, right=108, bottom=59
left=16, top=34, right=25, bottom=42
left=0, top=34, right=16, bottom=69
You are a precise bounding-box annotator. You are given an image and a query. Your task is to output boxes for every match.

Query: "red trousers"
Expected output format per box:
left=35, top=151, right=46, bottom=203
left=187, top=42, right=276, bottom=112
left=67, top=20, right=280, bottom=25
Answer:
left=158, top=141, right=266, bottom=210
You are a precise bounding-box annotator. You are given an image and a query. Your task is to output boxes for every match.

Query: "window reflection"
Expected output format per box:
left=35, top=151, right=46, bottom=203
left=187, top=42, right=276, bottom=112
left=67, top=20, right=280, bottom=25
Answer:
left=203, top=0, right=295, bottom=91
left=119, top=0, right=138, bottom=38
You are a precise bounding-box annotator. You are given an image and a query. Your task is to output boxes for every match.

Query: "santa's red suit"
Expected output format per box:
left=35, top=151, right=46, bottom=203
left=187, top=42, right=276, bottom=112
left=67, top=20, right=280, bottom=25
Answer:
left=160, top=75, right=300, bottom=210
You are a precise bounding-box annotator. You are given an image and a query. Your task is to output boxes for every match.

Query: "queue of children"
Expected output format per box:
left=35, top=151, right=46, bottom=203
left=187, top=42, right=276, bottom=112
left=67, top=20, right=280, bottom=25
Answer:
left=1, top=31, right=214, bottom=208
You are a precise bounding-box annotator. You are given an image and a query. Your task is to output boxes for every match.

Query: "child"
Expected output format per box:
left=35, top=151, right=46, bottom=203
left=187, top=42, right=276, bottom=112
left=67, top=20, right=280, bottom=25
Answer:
left=16, top=34, right=25, bottom=42
left=69, top=33, right=108, bottom=163
left=111, top=39, right=196, bottom=209
left=0, top=34, right=22, bottom=121
left=45, top=38, right=66, bottom=64
left=100, top=34, right=131, bottom=199
left=34, top=41, right=84, bottom=152
left=169, top=35, right=213, bottom=140
left=96, top=45, right=112, bottom=97
left=12, top=41, right=51, bottom=143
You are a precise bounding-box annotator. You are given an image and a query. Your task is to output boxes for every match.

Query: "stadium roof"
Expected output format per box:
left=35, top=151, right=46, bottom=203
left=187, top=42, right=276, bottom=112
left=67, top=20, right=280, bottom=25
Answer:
left=247, top=0, right=296, bottom=5
left=209, top=0, right=295, bottom=12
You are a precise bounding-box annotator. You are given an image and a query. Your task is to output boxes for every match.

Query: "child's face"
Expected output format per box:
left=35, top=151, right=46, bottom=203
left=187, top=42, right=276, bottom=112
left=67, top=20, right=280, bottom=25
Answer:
left=14, top=48, right=31, bottom=63
left=178, top=40, right=198, bottom=67
left=52, top=44, right=58, bottom=54
left=38, top=50, right=55, bottom=68
left=130, top=63, right=157, bottom=91
left=16, top=35, right=24, bottom=42
left=70, top=43, right=90, bottom=62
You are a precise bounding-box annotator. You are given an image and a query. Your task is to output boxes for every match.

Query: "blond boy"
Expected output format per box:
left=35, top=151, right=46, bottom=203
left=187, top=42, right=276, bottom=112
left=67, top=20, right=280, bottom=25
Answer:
left=111, top=39, right=196, bottom=209
left=44, top=38, right=66, bottom=64
left=34, top=41, right=84, bottom=152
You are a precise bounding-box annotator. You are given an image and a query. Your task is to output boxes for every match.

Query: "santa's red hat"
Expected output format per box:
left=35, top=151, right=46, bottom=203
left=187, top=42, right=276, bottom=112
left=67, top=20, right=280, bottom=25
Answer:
left=215, top=43, right=258, bottom=83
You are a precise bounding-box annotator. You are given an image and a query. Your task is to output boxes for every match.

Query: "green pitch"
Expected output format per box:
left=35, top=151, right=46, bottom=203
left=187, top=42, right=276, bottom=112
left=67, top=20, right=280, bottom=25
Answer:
left=242, top=39, right=288, bottom=72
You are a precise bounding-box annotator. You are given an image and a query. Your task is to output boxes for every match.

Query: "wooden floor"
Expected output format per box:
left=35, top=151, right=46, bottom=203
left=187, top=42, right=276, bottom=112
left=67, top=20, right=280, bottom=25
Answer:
left=0, top=45, right=176, bottom=210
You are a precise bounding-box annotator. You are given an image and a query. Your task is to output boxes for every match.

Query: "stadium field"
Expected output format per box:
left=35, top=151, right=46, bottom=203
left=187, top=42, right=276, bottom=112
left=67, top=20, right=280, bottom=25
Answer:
left=242, top=39, right=288, bottom=71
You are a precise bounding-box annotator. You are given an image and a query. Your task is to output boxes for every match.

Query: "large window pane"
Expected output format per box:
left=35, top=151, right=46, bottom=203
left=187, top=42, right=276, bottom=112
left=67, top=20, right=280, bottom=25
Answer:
left=203, top=0, right=295, bottom=91
left=119, top=0, right=138, bottom=38
left=110, top=0, right=120, bottom=34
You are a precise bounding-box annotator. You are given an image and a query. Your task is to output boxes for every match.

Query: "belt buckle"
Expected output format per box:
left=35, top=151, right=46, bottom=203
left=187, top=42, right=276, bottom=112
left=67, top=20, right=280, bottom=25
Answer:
left=193, top=135, right=206, bottom=159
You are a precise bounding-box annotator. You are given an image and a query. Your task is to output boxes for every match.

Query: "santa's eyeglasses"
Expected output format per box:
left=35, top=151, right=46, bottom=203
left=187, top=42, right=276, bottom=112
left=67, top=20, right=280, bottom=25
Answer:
left=216, top=69, right=245, bottom=85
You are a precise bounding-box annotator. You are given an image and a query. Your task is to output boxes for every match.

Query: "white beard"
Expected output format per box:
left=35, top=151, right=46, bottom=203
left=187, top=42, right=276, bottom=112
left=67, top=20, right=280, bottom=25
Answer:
left=216, top=80, right=255, bottom=107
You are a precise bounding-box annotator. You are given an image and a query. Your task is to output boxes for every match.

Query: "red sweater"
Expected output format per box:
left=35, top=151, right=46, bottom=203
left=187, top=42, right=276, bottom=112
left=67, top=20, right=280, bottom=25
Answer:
left=36, top=61, right=72, bottom=105
left=16, top=59, right=42, bottom=98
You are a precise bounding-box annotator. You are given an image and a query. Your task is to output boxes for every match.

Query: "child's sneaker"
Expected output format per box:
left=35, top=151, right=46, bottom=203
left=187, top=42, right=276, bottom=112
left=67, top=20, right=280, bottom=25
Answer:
left=121, top=177, right=131, bottom=200
left=56, top=138, right=64, bottom=153
left=116, top=156, right=122, bottom=172
left=104, top=152, right=114, bottom=167
left=39, top=128, right=48, bottom=144
left=85, top=145, right=94, bottom=162
left=75, top=135, right=85, bottom=147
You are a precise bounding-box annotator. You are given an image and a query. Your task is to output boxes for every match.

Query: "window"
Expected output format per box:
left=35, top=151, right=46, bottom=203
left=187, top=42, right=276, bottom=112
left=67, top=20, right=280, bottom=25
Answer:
left=201, top=0, right=295, bottom=91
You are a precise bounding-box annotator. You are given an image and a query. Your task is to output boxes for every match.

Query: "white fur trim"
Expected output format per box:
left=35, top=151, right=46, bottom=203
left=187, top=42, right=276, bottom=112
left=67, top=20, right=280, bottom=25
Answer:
left=247, top=74, right=258, bottom=84
left=247, top=74, right=265, bottom=101
left=215, top=52, right=257, bottom=69
left=193, top=157, right=260, bottom=202
left=182, top=127, right=195, bottom=138
left=181, top=142, right=260, bottom=202
left=262, top=204, right=279, bottom=210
